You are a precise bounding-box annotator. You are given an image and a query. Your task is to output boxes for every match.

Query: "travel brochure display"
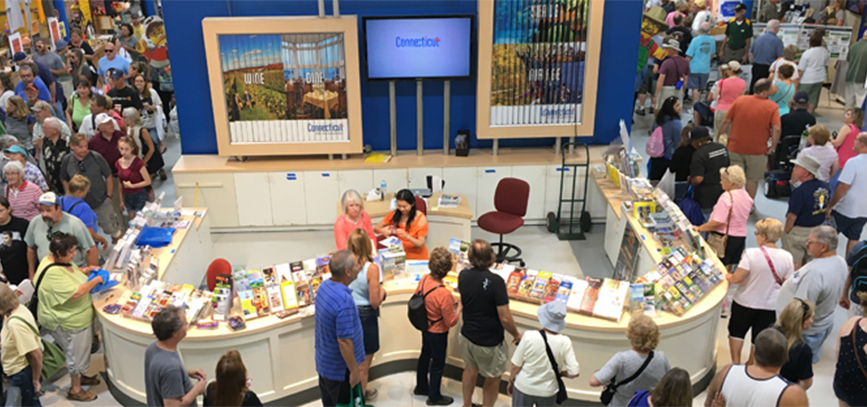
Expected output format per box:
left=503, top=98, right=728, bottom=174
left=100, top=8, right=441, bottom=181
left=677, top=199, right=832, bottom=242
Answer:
left=753, top=22, right=852, bottom=60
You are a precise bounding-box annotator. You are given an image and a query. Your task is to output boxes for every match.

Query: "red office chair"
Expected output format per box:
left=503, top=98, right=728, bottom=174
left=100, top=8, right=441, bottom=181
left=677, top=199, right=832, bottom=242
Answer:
left=478, top=178, right=530, bottom=266
left=206, top=258, right=232, bottom=291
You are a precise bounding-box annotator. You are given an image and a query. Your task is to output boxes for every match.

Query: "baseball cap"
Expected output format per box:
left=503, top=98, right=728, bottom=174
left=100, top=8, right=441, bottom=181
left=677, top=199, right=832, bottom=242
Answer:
left=107, top=68, right=124, bottom=80
left=690, top=126, right=711, bottom=140
left=695, top=0, right=706, bottom=8
left=38, top=192, right=57, bottom=206
left=793, top=91, right=809, bottom=104
left=12, top=52, right=26, bottom=62
left=790, top=154, right=822, bottom=179
left=3, top=145, right=28, bottom=157
left=727, top=61, right=742, bottom=72
left=96, top=112, right=113, bottom=125
left=24, top=83, right=37, bottom=92
left=55, top=40, right=68, bottom=50
left=734, top=3, right=747, bottom=12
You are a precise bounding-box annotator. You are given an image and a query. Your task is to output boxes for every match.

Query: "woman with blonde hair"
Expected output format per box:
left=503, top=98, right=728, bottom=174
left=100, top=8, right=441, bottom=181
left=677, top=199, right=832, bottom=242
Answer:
left=696, top=165, right=753, bottom=269
left=590, top=314, right=671, bottom=407
left=726, top=218, right=794, bottom=365
left=833, top=107, right=864, bottom=169
left=123, top=107, right=164, bottom=180
left=0, top=283, right=43, bottom=407
left=4, top=96, right=34, bottom=151
left=203, top=350, right=262, bottom=406
left=334, top=189, right=375, bottom=251
left=797, top=124, right=839, bottom=182
left=776, top=299, right=815, bottom=389
left=770, top=44, right=801, bottom=86
left=347, top=228, right=385, bottom=401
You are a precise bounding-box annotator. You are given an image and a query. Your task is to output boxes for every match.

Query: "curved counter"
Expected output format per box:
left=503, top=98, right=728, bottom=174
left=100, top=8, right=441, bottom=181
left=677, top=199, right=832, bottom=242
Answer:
left=96, top=278, right=725, bottom=405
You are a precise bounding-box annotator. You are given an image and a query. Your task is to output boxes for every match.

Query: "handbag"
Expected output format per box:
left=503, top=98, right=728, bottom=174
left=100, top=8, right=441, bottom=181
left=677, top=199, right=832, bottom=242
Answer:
left=539, top=330, right=568, bottom=404
left=706, top=191, right=733, bottom=259
left=759, top=246, right=784, bottom=286
left=853, top=319, right=867, bottom=382
left=600, top=351, right=654, bottom=405
left=8, top=315, right=66, bottom=382
left=336, top=384, right=373, bottom=407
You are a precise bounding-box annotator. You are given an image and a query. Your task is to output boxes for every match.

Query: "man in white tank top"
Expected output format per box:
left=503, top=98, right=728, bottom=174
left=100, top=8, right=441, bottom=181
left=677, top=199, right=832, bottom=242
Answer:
left=704, top=329, right=808, bottom=407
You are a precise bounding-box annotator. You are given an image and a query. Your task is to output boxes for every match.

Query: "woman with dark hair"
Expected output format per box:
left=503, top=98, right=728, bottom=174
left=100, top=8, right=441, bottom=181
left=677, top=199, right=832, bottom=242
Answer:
left=118, top=24, right=138, bottom=54
left=649, top=96, right=682, bottom=181
left=833, top=107, right=864, bottom=169
left=0, top=72, right=15, bottom=111
left=34, top=232, right=103, bottom=401
left=0, top=196, right=30, bottom=285
left=347, top=228, right=386, bottom=401
left=203, top=350, right=262, bottom=406
left=374, top=189, right=429, bottom=260
left=627, top=367, right=693, bottom=407
left=67, top=76, right=93, bottom=132
left=798, top=30, right=830, bottom=114
left=834, top=288, right=867, bottom=406
left=67, top=49, right=96, bottom=91
left=414, top=247, right=461, bottom=405
left=770, top=64, right=796, bottom=116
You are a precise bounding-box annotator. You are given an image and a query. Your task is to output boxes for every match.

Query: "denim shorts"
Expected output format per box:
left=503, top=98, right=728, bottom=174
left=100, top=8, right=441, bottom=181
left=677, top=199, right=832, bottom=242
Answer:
left=123, top=190, right=150, bottom=213
left=688, top=73, right=709, bottom=90
left=832, top=211, right=867, bottom=241
left=358, top=305, right=380, bottom=355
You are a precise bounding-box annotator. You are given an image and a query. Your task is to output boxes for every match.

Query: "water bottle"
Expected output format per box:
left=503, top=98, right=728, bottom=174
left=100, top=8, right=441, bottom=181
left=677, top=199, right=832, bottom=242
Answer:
left=380, top=179, right=387, bottom=197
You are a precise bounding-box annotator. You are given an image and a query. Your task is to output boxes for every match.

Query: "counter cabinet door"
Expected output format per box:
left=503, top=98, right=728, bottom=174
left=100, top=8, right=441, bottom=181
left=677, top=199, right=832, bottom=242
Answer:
left=408, top=167, right=443, bottom=190
left=174, top=173, right=239, bottom=228
left=509, top=165, right=547, bottom=220
left=304, top=171, right=340, bottom=225
left=270, top=172, right=308, bottom=226
left=337, top=170, right=374, bottom=197
left=476, top=167, right=512, bottom=217
left=441, top=167, right=477, bottom=220
left=235, top=173, right=274, bottom=227
left=373, top=169, right=409, bottom=192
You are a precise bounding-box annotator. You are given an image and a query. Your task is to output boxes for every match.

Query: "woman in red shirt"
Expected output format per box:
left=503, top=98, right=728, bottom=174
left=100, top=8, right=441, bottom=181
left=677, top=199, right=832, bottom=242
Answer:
left=334, top=189, right=375, bottom=251
left=414, top=247, right=461, bottom=405
left=115, top=136, right=151, bottom=217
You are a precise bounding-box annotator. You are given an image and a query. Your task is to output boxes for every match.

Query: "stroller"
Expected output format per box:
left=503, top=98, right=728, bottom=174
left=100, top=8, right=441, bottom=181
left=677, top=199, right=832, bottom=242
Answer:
left=764, top=135, right=803, bottom=198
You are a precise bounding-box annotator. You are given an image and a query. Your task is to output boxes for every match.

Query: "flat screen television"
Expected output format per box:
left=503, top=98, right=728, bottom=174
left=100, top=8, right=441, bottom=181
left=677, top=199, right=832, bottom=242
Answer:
left=363, top=15, right=474, bottom=81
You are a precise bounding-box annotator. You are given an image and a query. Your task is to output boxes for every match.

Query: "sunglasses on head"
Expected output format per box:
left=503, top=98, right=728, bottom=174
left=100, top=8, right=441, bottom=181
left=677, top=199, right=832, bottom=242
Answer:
left=797, top=298, right=810, bottom=321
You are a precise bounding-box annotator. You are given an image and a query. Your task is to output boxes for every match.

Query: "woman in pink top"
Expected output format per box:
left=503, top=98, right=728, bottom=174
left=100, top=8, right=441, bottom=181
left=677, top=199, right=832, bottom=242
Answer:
left=696, top=165, right=754, bottom=270
left=334, top=189, right=375, bottom=250
left=3, top=161, right=41, bottom=221
left=709, top=62, right=747, bottom=136
left=832, top=107, right=863, bottom=169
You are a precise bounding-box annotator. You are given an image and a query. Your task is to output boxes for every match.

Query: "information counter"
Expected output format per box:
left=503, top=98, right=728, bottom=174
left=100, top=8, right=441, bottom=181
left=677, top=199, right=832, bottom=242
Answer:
left=96, top=200, right=725, bottom=406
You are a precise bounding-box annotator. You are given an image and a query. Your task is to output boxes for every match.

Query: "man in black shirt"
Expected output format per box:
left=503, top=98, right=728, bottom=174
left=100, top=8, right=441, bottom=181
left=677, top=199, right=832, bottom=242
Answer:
left=106, top=68, right=142, bottom=113
left=457, top=240, right=521, bottom=407
left=690, top=126, right=731, bottom=218
left=781, top=91, right=816, bottom=137
left=666, top=14, right=693, bottom=59
left=0, top=197, right=31, bottom=285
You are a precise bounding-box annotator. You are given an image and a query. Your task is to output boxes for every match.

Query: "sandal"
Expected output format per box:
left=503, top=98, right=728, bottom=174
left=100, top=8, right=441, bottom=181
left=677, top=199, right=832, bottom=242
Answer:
left=81, top=375, right=101, bottom=386
left=67, top=389, right=98, bottom=402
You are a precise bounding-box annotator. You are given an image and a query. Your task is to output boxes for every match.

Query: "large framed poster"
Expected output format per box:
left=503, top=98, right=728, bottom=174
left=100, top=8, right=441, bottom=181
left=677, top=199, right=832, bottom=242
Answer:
left=203, top=17, right=363, bottom=157
left=476, top=0, right=603, bottom=139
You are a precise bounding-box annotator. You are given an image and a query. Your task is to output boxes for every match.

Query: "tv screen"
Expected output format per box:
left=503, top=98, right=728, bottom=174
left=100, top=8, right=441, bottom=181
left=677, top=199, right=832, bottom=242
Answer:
left=363, top=16, right=473, bottom=81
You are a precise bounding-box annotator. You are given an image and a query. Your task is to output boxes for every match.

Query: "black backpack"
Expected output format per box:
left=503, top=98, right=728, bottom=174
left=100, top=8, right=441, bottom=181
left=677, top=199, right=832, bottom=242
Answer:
left=850, top=242, right=867, bottom=293
left=408, top=277, right=443, bottom=331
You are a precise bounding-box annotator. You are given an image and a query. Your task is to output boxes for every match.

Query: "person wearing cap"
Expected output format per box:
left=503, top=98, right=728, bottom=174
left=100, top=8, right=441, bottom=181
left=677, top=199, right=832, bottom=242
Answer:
left=13, top=52, right=62, bottom=109
left=96, top=40, right=130, bottom=89
left=506, top=301, right=579, bottom=407
left=783, top=153, right=831, bottom=269
left=826, top=132, right=867, bottom=255
left=750, top=19, right=784, bottom=94
left=60, top=133, right=124, bottom=243
left=720, top=3, right=752, bottom=64
left=89, top=112, right=123, bottom=173
left=24, top=191, right=97, bottom=279
left=685, top=22, right=715, bottom=105
left=845, top=30, right=867, bottom=109
left=707, top=61, right=746, bottom=137
left=30, top=230, right=101, bottom=402
left=78, top=94, right=120, bottom=139
left=3, top=145, right=47, bottom=192
left=780, top=91, right=816, bottom=138
left=689, top=126, right=730, bottom=217
left=797, top=124, right=838, bottom=183
left=718, top=78, right=781, bottom=202
left=3, top=161, right=42, bottom=222
left=654, top=39, right=690, bottom=110
left=691, top=0, right=715, bottom=36
left=798, top=31, right=830, bottom=114
left=726, top=217, right=794, bottom=365
left=13, top=64, right=50, bottom=105
left=107, top=68, right=142, bottom=113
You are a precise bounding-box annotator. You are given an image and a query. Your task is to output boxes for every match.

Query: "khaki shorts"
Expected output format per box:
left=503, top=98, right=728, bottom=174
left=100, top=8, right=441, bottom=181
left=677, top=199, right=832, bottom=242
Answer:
left=459, top=334, right=508, bottom=378
left=729, top=151, right=767, bottom=182
left=723, top=45, right=746, bottom=64
left=782, top=226, right=813, bottom=264
left=657, top=86, right=682, bottom=110
left=713, top=109, right=727, bottom=139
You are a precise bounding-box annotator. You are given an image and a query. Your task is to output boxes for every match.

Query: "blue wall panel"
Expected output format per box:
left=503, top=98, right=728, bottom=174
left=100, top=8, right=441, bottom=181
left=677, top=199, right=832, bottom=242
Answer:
left=162, top=0, right=642, bottom=155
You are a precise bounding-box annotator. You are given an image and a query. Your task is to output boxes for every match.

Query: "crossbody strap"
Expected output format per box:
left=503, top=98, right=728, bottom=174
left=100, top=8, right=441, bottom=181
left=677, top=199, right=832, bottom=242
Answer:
left=854, top=319, right=867, bottom=382
left=613, top=351, right=654, bottom=390
left=759, top=246, right=784, bottom=286
left=540, top=330, right=562, bottom=377
left=34, top=262, right=71, bottom=294
left=419, top=275, right=445, bottom=324
left=8, top=315, right=39, bottom=336
left=723, top=191, right=733, bottom=242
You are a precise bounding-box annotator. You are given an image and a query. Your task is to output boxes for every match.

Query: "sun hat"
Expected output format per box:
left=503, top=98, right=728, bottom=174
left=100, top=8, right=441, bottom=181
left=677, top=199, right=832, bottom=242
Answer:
left=537, top=301, right=567, bottom=333
left=790, top=154, right=822, bottom=179
left=662, top=39, right=681, bottom=53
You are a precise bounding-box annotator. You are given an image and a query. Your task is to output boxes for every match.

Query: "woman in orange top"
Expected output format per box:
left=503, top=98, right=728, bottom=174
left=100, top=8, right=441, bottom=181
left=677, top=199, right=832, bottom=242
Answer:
left=374, top=189, right=429, bottom=260
left=414, top=247, right=461, bottom=405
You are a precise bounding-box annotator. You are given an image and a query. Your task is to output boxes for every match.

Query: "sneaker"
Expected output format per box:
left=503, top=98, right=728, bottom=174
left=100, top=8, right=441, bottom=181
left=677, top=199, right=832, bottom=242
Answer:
left=635, top=108, right=646, bottom=116
left=427, top=396, right=455, bottom=406
left=364, top=389, right=378, bottom=401
left=413, top=387, right=429, bottom=396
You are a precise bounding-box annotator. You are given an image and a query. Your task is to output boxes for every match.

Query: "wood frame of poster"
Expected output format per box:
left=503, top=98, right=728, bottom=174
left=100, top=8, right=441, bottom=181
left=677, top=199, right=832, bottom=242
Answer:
left=475, top=0, right=604, bottom=139
left=202, top=16, right=363, bottom=157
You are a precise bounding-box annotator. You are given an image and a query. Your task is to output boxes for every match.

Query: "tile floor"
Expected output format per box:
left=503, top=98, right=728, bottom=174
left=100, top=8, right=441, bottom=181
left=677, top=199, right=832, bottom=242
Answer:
left=37, top=91, right=856, bottom=406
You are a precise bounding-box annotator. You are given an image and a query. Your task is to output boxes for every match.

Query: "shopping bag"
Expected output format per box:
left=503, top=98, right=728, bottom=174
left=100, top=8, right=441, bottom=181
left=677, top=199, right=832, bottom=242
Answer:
left=337, top=384, right=374, bottom=407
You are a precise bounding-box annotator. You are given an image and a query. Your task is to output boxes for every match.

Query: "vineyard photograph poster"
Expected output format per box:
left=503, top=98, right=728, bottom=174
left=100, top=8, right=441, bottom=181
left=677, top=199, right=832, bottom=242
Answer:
left=218, top=32, right=349, bottom=144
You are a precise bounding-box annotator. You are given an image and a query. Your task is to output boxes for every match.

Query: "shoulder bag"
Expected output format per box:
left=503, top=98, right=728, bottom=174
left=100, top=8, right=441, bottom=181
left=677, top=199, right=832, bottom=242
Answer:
left=8, top=314, right=66, bottom=382
left=28, top=262, right=70, bottom=325
left=759, top=246, right=784, bottom=286
left=600, top=351, right=655, bottom=405
left=706, top=191, right=733, bottom=260
left=853, top=319, right=867, bottom=382
left=539, top=330, right=568, bottom=404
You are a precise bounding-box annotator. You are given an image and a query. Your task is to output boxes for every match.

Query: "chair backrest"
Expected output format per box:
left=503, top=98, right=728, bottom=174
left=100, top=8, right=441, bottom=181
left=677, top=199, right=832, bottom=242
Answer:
left=207, top=258, right=232, bottom=291
left=494, top=177, right=530, bottom=217
left=415, top=196, right=427, bottom=216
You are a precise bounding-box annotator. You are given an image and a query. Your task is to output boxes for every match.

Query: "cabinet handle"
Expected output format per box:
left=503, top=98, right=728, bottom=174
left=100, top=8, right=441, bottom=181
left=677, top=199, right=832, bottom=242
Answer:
left=484, top=169, right=495, bottom=173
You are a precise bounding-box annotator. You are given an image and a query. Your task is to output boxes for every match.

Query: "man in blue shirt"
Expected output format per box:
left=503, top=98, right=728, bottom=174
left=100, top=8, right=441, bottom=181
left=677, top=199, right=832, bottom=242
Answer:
left=14, top=64, right=50, bottom=103
left=315, top=250, right=364, bottom=406
left=749, top=19, right=784, bottom=94
left=685, top=22, right=716, bottom=104
left=13, top=52, right=62, bottom=107
left=60, top=174, right=108, bottom=249
left=782, top=154, right=829, bottom=269
left=97, top=41, right=130, bottom=89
